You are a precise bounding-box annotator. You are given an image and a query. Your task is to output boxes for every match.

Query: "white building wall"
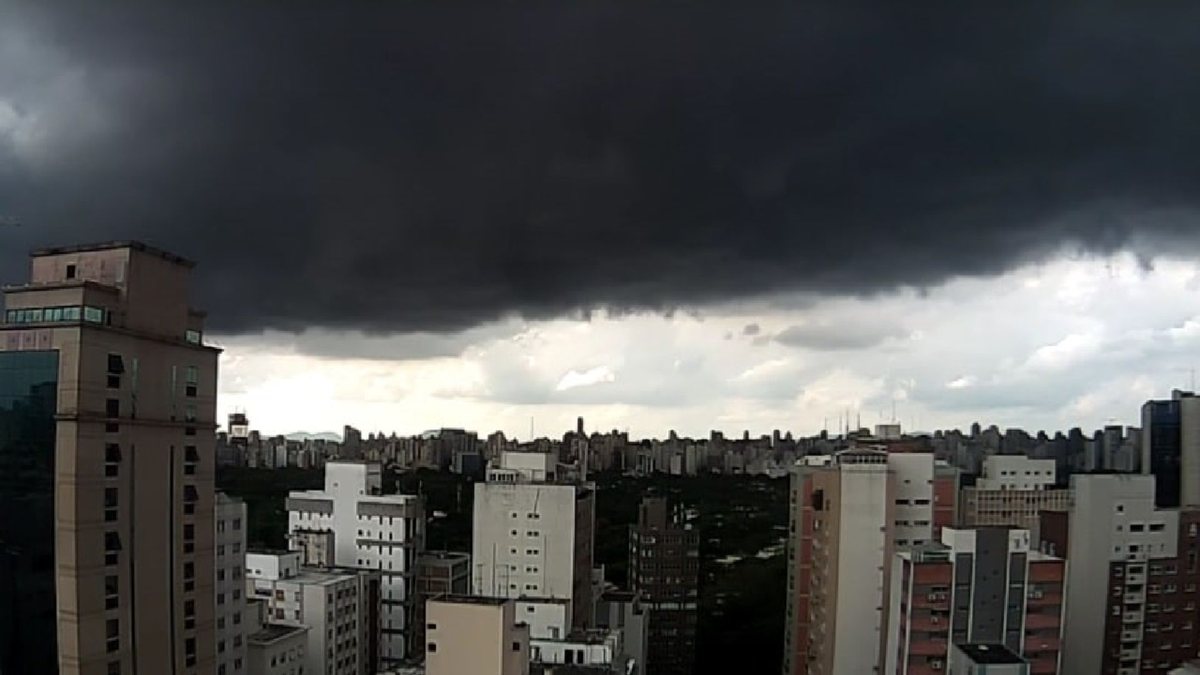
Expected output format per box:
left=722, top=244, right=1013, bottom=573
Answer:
left=883, top=554, right=910, bottom=675
left=977, top=456, right=1056, bottom=491
left=216, top=494, right=248, bottom=675
left=514, top=601, right=570, bottom=640
left=831, top=462, right=890, bottom=674
left=889, top=454, right=935, bottom=547
left=473, top=482, right=579, bottom=620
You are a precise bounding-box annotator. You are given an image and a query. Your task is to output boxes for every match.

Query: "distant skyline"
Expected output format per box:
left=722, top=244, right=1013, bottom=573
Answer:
left=4, top=5, right=1200, bottom=438
left=214, top=253, right=1200, bottom=439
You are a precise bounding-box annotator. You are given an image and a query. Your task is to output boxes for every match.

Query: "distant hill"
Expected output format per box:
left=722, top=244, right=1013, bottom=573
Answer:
left=284, top=431, right=342, bottom=443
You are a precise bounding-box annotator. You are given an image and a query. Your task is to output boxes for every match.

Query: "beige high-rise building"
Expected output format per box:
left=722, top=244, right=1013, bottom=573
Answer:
left=425, top=596, right=530, bottom=675
left=0, top=241, right=218, bottom=675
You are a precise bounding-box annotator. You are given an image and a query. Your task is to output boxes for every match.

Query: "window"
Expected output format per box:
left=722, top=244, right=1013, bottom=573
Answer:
left=66, top=264, right=77, bottom=279
left=105, top=575, right=119, bottom=610
left=106, top=398, right=120, bottom=419
left=185, top=329, right=201, bottom=345
left=105, top=487, right=119, bottom=522
left=105, top=532, right=121, bottom=565
left=106, top=619, right=120, bottom=653
left=184, top=562, right=195, bottom=580
left=427, top=643, right=437, bottom=653
left=105, top=443, right=120, bottom=477
left=185, top=638, right=196, bottom=667
left=107, top=662, right=120, bottom=675
left=84, top=306, right=105, bottom=324
left=185, top=366, right=198, bottom=397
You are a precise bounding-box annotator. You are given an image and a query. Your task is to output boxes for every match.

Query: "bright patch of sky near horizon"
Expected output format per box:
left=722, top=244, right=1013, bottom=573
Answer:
left=213, top=252, right=1200, bottom=440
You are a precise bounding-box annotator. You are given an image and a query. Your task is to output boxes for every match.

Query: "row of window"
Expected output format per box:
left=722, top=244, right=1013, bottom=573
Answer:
left=4, top=305, right=106, bottom=325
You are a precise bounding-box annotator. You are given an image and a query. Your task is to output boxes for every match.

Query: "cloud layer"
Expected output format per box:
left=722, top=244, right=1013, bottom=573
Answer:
left=2, top=4, right=1200, bottom=335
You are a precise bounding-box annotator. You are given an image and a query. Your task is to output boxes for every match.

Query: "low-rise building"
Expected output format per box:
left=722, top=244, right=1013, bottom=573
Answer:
left=425, top=596, right=530, bottom=675
left=949, top=644, right=1029, bottom=675
left=247, top=623, right=308, bottom=675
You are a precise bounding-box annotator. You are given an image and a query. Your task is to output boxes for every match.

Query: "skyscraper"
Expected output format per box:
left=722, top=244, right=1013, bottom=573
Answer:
left=628, top=496, right=699, bottom=675
left=1141, top=390, right=1200, bottom=508
left=1, top=241, right=219, bottom=674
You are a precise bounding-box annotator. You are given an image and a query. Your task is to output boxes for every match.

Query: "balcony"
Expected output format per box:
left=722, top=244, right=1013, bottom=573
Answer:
left=1024, top=613, right=1061, bottom=630
left=1026, top=592, right=1063, bottom=607
left=1024, top=636, right=1062, bottom=652
left=908, top=640, right=949, bottom=657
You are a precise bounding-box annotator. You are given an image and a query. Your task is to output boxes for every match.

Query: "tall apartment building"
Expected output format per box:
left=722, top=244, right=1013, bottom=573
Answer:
left=0, top=242, right=218, bottom=675
left=1044, top=474, right=1200, bottom=674
left=286, top=461, right=425, bottom=665
left=245, top=551, right=381, bottom=675
left=628, top=496, right=699, bottom=675
left=425, top=596, right=530, bottom=675
left=473, top=451, right=596, bottom=634
left=960, top=456, right=1070, bottom=535
left=216, top=493, right=249, bottom=675
left=884, top=527, right=1064, bottom=675
left=781, top=449, right=959, bottom=675
left=1142, top=391, right=1200, bottom=508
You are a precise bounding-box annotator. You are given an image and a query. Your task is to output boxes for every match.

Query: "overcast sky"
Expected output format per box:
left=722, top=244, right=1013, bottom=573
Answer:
left=3, top=4, right=1200, bottom=437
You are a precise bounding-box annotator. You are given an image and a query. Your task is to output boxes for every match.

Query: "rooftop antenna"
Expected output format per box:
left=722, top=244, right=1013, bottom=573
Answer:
left=529, top=416, right=534, bottom=440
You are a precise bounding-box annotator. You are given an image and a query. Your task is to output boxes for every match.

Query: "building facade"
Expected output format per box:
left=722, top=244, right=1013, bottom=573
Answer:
left=414, top=551, right=470, bottom=659
left=1049, top=474, right=1200, bottom=674
left=425, top=596, right=530, bottom=675
left=245, top=551, right=380, bottom=675
left=961, top=457, right=1070, bottom=536
left=1142, top=391, right=1200, bottom=508
left=246, top=623, right=308, bottom=675
left=782, top=450, right=959, bottom=675
left=0, top=242, right=219, bottom=675
left=473, top=451, right=596, bottom=633
left=628, top=496, right=699, bottom=675
left=216, top=493, right=249, bottom=675
left=286, top=461, right=425, bottom=665
left=884, top=528, right=1064, bottom=675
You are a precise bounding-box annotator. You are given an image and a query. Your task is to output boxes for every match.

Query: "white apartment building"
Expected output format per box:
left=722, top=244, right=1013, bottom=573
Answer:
left=286, top=461, right=425, bottom=665
left=473, top=451, right=596, bottom=634
left=976, top=455, right=1056, bottom=491
left=215, top=493, right=249, bottom=675
left=245, top=551, right=379, bottom=675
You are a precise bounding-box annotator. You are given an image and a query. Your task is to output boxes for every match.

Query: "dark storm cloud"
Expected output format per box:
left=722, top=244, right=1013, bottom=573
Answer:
left=2, top=3, right=1200, bottom=334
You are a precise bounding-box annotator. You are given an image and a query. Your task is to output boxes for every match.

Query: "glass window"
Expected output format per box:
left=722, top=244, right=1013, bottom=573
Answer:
left=84, top=306, right=105, bottom=323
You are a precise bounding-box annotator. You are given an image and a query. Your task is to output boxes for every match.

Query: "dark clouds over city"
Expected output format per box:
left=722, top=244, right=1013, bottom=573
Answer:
left=2, top=3, right=1200, bottom=335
